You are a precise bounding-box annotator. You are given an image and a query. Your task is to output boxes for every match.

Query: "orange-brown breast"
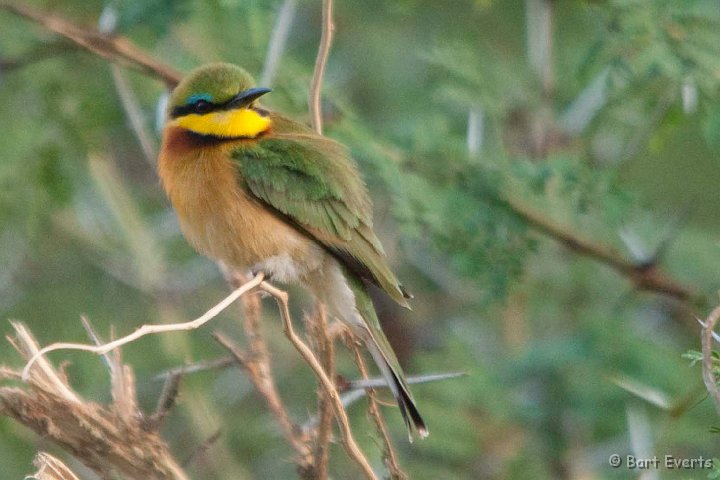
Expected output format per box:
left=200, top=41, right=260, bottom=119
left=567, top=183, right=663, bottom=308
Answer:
left=157, top=126, right=314, bottom=270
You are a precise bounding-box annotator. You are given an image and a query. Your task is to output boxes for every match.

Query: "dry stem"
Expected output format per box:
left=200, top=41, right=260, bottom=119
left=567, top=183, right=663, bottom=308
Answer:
left=2, top=324, right=189, bottom=480
left=214, top=331, right=312, bottom=465
left=345, top=334, right=408, bottom=480
left=226, top=270, right=312, bottom=468
left=306, top=305, right=336, bottom=480
left=260, top=281, right=378, bottom=480
left=308, top=0, right=334, bottom=134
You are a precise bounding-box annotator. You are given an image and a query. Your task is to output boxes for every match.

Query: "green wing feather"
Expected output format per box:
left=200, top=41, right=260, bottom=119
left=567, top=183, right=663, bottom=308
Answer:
left=232, top=129, right=410, bottom=307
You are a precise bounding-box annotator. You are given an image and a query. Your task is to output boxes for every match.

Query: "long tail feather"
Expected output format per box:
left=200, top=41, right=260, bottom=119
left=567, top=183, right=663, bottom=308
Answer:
left=347, top=273, right=427, bottom=439
left=319, top=264, right=427, bottom=439
left=359, top=328, right=428, bottom=440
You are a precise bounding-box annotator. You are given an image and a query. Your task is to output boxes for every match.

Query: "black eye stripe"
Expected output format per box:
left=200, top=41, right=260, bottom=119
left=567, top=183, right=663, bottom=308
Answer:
left=171, top=99, right=215, bottom=118
left=170, top=94, right=244, bottom=118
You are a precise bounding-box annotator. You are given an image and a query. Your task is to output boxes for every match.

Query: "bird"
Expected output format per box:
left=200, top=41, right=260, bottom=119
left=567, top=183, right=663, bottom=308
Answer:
left=158, top=62, right=426, bottom=439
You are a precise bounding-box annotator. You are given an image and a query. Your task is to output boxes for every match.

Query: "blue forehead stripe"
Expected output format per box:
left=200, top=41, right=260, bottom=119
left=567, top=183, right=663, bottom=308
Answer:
left=186, top=93, right=213, bottom=105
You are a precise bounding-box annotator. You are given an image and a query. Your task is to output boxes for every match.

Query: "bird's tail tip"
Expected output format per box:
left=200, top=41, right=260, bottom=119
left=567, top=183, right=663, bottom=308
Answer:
left=396, top=377, right=428, bottom=442
left=408, top=425, right=429, bottom=443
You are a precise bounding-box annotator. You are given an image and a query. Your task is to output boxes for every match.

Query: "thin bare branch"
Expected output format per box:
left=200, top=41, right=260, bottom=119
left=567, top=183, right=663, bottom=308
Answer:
left=217, top=269, right=315, bottom=474
left=0, top=2, right=181, bottom=87
left=303, top=371, right=465, bottom=431
left=80, top=315, right=110, bottom=364
left=346, top=334, right=408, bottom=480
left=701, top=305, right=720, bottom=415
left=151, top=371, right=183, bottom=427
left=308, top=0, right=334, bottom=134
left=260, top=281, right=378, bottom=480
left=306, top=305, right=335, bottom=480
left=22, top=273, right=265, bottom=380
left=347, top=371, right=467, bottom=391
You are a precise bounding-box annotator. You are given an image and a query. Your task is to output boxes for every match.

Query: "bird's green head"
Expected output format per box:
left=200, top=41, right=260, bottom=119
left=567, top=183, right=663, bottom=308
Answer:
left=167, top=63, right=272, bottom=139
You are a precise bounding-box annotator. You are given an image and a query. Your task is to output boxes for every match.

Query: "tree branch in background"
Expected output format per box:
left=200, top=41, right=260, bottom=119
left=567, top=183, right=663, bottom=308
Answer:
left=110, top=64, right=158, bottom=165
left=304, top=3, right=344, bottom=475
left=505, top=196, right=697, bottom=304
left=308, top=0, right=334, bottom=134
left=260, top=0, right=298, bottom=87
left=0, top=2, right=181, bottom=87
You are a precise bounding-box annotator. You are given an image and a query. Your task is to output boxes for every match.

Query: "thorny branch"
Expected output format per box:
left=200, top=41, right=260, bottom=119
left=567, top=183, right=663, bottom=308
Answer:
left=7, top=273, right=388, bottom=479
left=505, top=197, right=697, bottom=305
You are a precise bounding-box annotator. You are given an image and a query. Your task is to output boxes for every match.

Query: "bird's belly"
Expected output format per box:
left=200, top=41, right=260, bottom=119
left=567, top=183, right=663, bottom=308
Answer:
left=176, top=190, right=323, bottom=283
left=160, top=134, right=323, bottom=284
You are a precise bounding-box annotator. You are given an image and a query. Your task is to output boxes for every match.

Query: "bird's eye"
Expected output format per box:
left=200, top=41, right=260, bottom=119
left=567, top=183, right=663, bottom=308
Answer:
left=193, top=100, right=213, bottom=114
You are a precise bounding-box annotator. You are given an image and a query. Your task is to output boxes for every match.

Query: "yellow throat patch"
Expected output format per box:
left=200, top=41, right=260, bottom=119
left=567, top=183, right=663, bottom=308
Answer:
left=171, top=108, right=271, bottom=138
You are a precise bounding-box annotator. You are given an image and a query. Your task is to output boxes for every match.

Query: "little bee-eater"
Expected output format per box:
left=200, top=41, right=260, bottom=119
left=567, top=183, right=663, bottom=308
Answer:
left=158, top=63, right=426, bottom=438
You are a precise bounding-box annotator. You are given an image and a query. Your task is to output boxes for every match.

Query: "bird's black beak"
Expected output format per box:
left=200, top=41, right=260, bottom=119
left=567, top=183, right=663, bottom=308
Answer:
left=226, top=87, right=272, bottom=109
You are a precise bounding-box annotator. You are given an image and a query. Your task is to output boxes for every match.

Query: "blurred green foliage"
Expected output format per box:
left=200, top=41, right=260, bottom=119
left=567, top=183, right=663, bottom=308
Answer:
left=2, top=0, right=720, bottom=479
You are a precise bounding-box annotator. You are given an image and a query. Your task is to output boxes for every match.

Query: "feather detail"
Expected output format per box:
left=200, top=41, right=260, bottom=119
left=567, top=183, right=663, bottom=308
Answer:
left=232, top=122, right=409, bottom=307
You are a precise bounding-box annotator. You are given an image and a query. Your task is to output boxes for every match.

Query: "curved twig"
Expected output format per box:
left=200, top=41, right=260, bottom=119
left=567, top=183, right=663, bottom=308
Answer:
left=21, top=273, right=265, bottom=380
left=308, top=0, right=334, bottom=134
